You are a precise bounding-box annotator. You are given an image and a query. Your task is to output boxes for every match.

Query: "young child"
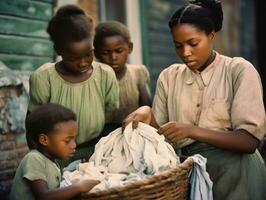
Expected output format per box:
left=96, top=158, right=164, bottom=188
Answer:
left=10, top=103, right=99, bottom=200
left=27, top=5, right=119, bottom=166
left=94, top=21, right=151, bottom=129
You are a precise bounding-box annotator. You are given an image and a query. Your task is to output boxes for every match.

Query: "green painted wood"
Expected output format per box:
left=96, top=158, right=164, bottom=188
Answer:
left=0, top=0, right=53, bottom=20
left=0, top=15, right=49, bottom=38
left=0, top=35, right=54, bottom=57
left=140, top=0, right=186, bottom=95
left=0, top=53, right=53, bottom=70
left=0, top=0, right=54, bottom=70
left=32, top=0, right=54, bottom=3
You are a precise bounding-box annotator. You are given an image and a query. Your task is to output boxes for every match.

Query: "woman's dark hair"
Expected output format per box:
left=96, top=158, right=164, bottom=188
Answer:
left=93, top=21, right=131, bottom=58
left=169, top=0, right=223, bottom=34
left=47, top=4, right=93, bottom=48
left=26, top=103, right=76, bottom=147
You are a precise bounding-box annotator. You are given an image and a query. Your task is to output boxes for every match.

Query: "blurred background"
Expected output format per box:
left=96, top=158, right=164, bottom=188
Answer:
left=0, top=0, right=265, bottom=198
left=0, top=0, right=265, bottom=95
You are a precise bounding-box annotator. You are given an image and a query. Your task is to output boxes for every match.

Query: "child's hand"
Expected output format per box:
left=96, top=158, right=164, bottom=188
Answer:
left=77, top=179, right=100, bottom=193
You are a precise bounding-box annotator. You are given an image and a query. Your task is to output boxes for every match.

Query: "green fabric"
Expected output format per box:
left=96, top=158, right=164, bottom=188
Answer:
left=28, top=61, right=119, bottom=145
left=10, top=150, right=61, bottom=200
left=181, top=142, right=266, bottom=200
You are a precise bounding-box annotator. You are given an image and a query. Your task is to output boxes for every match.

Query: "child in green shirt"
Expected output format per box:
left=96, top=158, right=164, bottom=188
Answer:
left=10, top=103, right=99, bottom=200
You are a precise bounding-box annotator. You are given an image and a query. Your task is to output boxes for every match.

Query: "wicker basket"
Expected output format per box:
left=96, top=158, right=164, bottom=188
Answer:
left=80, top=158, right=193, bottom=200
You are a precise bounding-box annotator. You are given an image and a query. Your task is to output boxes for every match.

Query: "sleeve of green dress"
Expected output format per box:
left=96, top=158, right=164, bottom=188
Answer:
left=103, top=65, right=119, bottom=112
left=230, top=58, right=266, bottom=140
left=23, top=153, right=48, bottom=182
left=28, top=66, right=50, bottom=112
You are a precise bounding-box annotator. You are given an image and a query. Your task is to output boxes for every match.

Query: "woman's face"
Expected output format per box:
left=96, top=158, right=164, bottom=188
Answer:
left=96, top=35, right=132, bottom=73
left=171, top=23, right=215, bottom=71
left=58, top=39, right=94, bottom=75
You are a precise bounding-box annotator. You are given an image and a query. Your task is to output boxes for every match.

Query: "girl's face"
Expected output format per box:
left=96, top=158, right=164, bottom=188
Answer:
left=41, top=120, right=77, bottom=160
left=58, top=39, right=94, bottom=75
left=171, top=23, right=215, bottom=71
left=97, top=35, right=132, bottom=73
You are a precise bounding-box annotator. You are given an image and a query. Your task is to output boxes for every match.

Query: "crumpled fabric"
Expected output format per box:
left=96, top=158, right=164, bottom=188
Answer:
left=189, top=154, right=213, bottom=200
left=89, top=122, right=179, bottom=174
left=61, top=123, right=180, bottom=192
left=61, top=161, right=143, bottom=192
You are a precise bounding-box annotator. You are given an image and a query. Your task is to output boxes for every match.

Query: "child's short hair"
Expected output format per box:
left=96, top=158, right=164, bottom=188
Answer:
left=26, top=103, right=76, bottom=146
left=47, top=4, right=93, bottom=48
left=94, top=21, right=131, bottom=55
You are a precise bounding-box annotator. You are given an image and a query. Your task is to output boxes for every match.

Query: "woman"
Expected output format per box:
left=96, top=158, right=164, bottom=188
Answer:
left=123, top=0, right=266, bottom=199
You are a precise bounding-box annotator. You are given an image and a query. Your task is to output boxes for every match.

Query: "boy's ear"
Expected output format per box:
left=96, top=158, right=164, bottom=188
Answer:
left=39, top=133, right=49, bottom=146
left=128, top=42, right=133, bottom=54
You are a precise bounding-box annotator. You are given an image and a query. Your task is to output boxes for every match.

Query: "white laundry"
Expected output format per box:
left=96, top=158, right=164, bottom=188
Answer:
left=90, top=122, right=179, bottom=174
left=61, top=123, right=180, bottom=192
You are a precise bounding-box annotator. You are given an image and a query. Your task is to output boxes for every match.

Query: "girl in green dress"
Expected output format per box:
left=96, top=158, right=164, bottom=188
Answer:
left=123, top=0, right=266, bottom=199
left=27, top=5, right=119, bottom=167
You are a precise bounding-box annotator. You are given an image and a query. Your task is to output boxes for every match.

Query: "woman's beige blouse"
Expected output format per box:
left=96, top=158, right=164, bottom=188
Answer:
left=28, top=61, right=119, bottom=145
left=152, top=52, right=266, bottom=148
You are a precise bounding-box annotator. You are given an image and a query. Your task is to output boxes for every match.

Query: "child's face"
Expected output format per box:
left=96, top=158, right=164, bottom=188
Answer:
left=58, top=39, right=94, bottom=75
left=97, top=35, right=132, bottom=73
left=42, top=120, right=77, bottom=160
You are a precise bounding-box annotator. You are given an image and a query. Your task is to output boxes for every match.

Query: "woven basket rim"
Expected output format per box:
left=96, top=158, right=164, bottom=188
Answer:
left=82, top=157, right=193, bottom=198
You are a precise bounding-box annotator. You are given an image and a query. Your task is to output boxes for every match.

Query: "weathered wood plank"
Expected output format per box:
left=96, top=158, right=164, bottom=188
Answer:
left=0, top=53, right=54, bottom=70
left=32, top=0, right=54, bottom=3
left=0, top=15, right=49, bottom=38
left=0, top=35, right=54, bottom=57
left=0, top=0, right=53, bottom=20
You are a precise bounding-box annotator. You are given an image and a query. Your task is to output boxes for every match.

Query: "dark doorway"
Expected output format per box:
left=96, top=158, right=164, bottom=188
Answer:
left=255, top=0, right=266, bottom=107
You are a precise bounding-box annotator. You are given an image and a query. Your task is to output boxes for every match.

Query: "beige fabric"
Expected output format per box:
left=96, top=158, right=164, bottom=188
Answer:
left=152, top=52, right=266, bottom=148
left=28, top=61, right=119, bottom=145
left=106, top=64, right=150, bottom=123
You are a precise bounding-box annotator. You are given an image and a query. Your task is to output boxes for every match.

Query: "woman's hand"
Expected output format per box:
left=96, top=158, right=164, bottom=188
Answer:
left=122, top=106, right=153, bottom=131
left=158, top=121, right=194, bottom=143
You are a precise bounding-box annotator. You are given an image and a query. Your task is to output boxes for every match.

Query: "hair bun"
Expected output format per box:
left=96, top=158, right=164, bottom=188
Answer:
left=189, top=0, right=223, bottom=32
left=56, top=5, right=85, bottom=17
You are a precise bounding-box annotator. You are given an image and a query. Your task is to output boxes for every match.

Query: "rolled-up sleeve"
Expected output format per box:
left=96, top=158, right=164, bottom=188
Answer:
left=231, top=59, right=266, bottom=140
left=28, top=69, right=50, bottom=112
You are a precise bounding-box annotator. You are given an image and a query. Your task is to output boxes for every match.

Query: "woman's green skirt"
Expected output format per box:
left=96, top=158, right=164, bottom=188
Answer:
left=181, top=142, right=266, bottom=200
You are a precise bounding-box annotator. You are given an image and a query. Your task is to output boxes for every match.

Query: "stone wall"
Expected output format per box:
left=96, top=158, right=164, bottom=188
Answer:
left=0, top=63, right=30, bottom=199
left=0, top=86, right=29, bottom=199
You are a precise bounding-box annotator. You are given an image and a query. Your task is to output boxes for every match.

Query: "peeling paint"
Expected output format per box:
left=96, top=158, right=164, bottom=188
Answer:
left=7, top=88, right=29, bottom=133
left=0, top=61, right=31, bottom=134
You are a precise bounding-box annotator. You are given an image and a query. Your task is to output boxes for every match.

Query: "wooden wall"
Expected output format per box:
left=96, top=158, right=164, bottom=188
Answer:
left=0, top=0, right=54, bottom=70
